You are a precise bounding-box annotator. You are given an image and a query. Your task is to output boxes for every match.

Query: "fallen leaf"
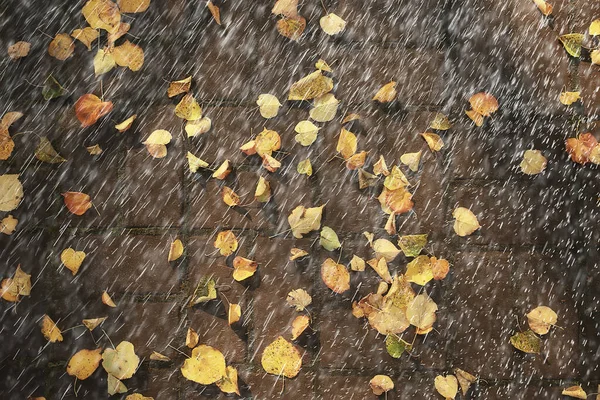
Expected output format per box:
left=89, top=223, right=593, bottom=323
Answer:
left=261, top=336, right=302, bottom=378
left=452, top=207, right=480, bottom=236
left=369, top=375, right=394, bottom=395
left=82, top=0, right=121, bottom=33
left=469, top=92, right=499, bottom=116
left=228, top=303, right=241, bottom=325
left=309, top=93, right=339, bottom=122
left=114, top=114, right=136, bottom=132
left=520, top=149, right=547, bottom=175
left=358, top=168, right=378, bottom=189
left=8, top=41, right=30, bottom=60
left=291, top=315, right=310, bottom=340
left=566, top=133, right=598, bottom=164
left=71, top=27, right=99, bottom=50
left=186, top=327, right=199, bottom=348
left=297, top=158, right=313, bottom=176
left=75, top=94, right=113, bottom=127
left=372, top=238, right=401, bottom=262
left=41, top=315, right=63, bottom=343
left=86, top=144, right=103, bottom=155
left=533, top=0, right=553, bottom=16
left=315, top=59, right=332, bottom=72
left=336, top=128, right=357, bottom=159
left=421, top=132, right=444, bottom=152
left=216, top=366, right=240, bottom=395
left=35, top=137, right=66, bottom=164
left=272, top=0, right=299, bottom=17
left=222, top=186, right=240, bottom=207
left=288, top=70, right=333, bottom=101
left=380, top=187, right=414, bottom=215
left=0, top=215, right=18, bottom=235
left=262, top=153, right=281, bottom=172
left=320, top=13, right=346, bottom=35
left=214, top=230, right=238, bottom=256
left=62, top=192, right=92, bottom=216
left=400, top=151, right=422, bottom=172
left=527, top=306, right=557, bottom=335
left=373, top=155, right=390, bottom=176
left=350, top=255, right=366, bottom=271
left=435, top=375, right=458, bottom=400
left=398, top=234, right=427, bottom=257
left=510, top=330, right=542, bottom=354
left=118, top=0, right=150, bottom=13
left=342, top=112, right=360, bottom=124
left=562, top=386, right=587, bottom=399
left=143, top=129, right=171, bottom=159
left=255, top=128, right=281, bottom=157
left=167, top=76, right=192, bottom=98
left=373, top=81, right=397, bottom=103
left=48, top=33, right=74, bottom=61
left=102, top=341, right=139, bottom=379
left=168, top=239, right=184, bottom=261
left=149, top=351, right=170, bottom=361
left=175, top=93, right=202, bottom=120
left=559, top=91, right=581, bottom=106
left=431, top=257, right=450, bottom=280
left=288, top=205, right=324, bottom=238
left=386, top=335, right=412, bottom=358
left=232, top=256, right=258, bottom=281
left=186, top=117, right=212, bottom=137
left=187, top=152, right=209, bottom=173
left=67, top=348, right=102, bottom=380
left=42, top=75, right=65, bottom=100
left=102, top=291, right=117, bottom=307
left=277, top=16, right=306, bottom=41
left=212, top=159, right=232, bottom=179
left=430, top=112, right=452, bottom=130
left=287, top=288, right=312, bottom=311
left=207, top=1, right=221, bottom=25
left=107, top=22, right=131, bottom=44
left=61, top=248, right=86, bottom=276
left=191, top=278, right=217, bottom=305
left=405, top=255, right=433, bottom=285
left=320, top=226, right=341, bottom=251
left=465, top=109, right=484, bottom=126
left=294, top=120, right=319, bottom=146
left=1, top=265, right=31, bottom=302
left=558, top=33, right=584, bottom=58
left=406, top=293, right=437, bottom=330
left=107, top=374, right=127, bottom=395
left=384, top=166, right=409, bottom=190
left=82, top=317, right=107, bottom=330
left=255, top=176, right=271, bottom=202
left=367, top=257, right=392, bottom=283
left=454, top=368, right=477, bottom=396
left=112, top=40, right=144, bottom=71
left=321, top=258, right=350, bottom=293
left=289, top=248, right=308, bottom=261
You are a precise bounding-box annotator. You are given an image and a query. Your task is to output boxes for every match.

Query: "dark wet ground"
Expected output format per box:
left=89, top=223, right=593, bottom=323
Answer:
left=0, top=0, right=599, bottom=399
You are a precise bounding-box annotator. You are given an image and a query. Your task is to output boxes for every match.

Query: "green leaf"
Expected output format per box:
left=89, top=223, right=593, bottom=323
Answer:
left=42, top=75, right=64, bottom=101
left=385, top=335, right=412, bottom=358
left=398, top=234, right=428, bottom=257
left=558, top=33, right=584, bottom=58
left=35, top=137, right=66, bottom=164
left=320, top=226, right=341, bottom=251
left=191, top=277, right=217, bottom=305
left=510, top=330, right=541, bottom=354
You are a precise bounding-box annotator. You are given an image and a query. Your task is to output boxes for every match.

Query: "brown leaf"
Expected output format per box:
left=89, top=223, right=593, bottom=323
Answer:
left=207, top=1, right=221, bottom=25
left=62, top=192, right=92, bottom=215
left=74, top=94, right=113, bottom=127
left=277, top=16, right=306, bottom=41
left=8, top=41, right=31, bottom=60
left=48, top=33, right=75, bottom=61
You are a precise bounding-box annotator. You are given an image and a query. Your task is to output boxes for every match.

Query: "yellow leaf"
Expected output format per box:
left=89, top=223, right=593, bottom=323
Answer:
left=562, top=386, right=588, bottom=399
left=214, top=230, right=238, bottom=256
left=321, top=258, right=350, bottom=293
left=559, top=91, right=580, bottom=105
left=590, top=19, right=600, bottom=36
left=94, top=48, right=116, bottom=76
left=67, top=348, right=103, bottom=380
left=112, top=40, right=144, bottom=71
left=367, top=257, right=392, bottom=283
left=421, top=132, right=444, bottom=152
left=373, top=155, right=389, bottom=176
left=315, top=58, right=332, bottom=72
left=297, top=158, right=313, bottom=176
left=294, top=120, right=319, bottom=146
left=168, top=239, right=184, bottom=261
left=288, top=205, right=324, bottom=238
left=60, top=248, right=86, bottom=276
left=336, top=128, right=357, bottom=159
left=7, top=41, right=30, bottom=60
left=291, top=314, right=310, bottom=340
left=48, top=33, right=75, bottom=61
left=400, top=151, right=422, bottom=172
left=71, top=27, right=99, bottom=50
left=212, top=159, right=232, bottom=179
left=286, top=288, right=312, bottom=311
left=186, top=117, right=212, bottom=137
left=430, top=112, right=452, bottom=130
left=0, top=214, right=18, bottom=235
left=175, top=93, right=202, bottom=120
left=288, top=70, right=333, bottom=101
left=255, top=176, right=271, bottom=202
left=102, top=291, right=117, bottom=307
left=144, top=129, right=172, bottom=145
left=107, top=22, right=131, bottom=44
left=373, top=81, right=397, bottom=103
left=342, top=112, right=360, bottom=124
left=115, top=114, right=136, bottom=132
left=108, top=374, right=128, bottom=395
left=228, top=303, right=241, bottom=325
left=86, top=144, right=103, bottom=155
left=454, top=368, right=477, bottom=396
left=257, top=94, right=281, bottom=119
left=149, top=351, right=170, bottom=361
left=82, top=0, right=121, bottom=33
left=520, top=149, right=547, bottom=175
left=309, top=93, right=339, bottom=122
left=372, top=238, right=401, bottom=262
left=82, top=317, right=107, bottom=331
left=187, top=152, right=209, bottom=173
left=369, top=375, right=394, bottom=395
left=255, top=128, right=281, bottom=157
left=558, top=33, right=584, bottom=58
left=222, top=186, right=240, bottom=207
left=510, top=330, right=541, bottom=354
left=465, top=109, right=484, bottom=126
left=216, top=366, right=240, bottom=395
left=289, top=248, right=308, bottom=260
left=350, top=255, right=366, bottom=271
left=527, top=306, right=557, bottom=335
left=232, top=256, right=258, bottom=281
left=262, top=154, right=281, bottom=172
left=319, top=13, right=346, bottom=35
left=206, top=1, right=221, bottom=25
left=41, top=315, right=63, bottom=343
left=167, top=76, right=192, bottom=98
left=320, top=226, right=341, bottom=251
left=272, top=0, right=299, bottom=17
left=469, top=92, right=499, bottom=116
left=118, top=0, right=150, bottom=13
left=452, top=207, right=480, bottom=236
left=405, top=255, right=433, bottom=285
left=384, top=165, right=409, bottom=191
left=406, top=293, right=438, bottom=330
left=261, top=336, right=302, bottom=378
left=533, top=0, right=553, bottom=16
left=398, top=234, right=427, bottom=257
left=102, top=341, right=139, bottom=379
left=435, top=375, right=458, bottom=400
left=186, top=327, right=199, bottom=348
left=431, top=257, right=450, bottom=280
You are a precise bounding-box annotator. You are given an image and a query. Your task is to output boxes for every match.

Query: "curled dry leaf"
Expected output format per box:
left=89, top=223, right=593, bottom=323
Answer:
left=206, top=1, right=221, bottom=25
left=320, top=13, right=346, bottom=35
left=82, top=317, right=107, bottom=330
left=168, top=76, right=192, bottom=98
left=48, top=33, right=74, bottom=61
left=255, top=176, right=271, bottom=202
left=0, top=215, right=18, bottom=235
left=214, top=230, right=238, bottom=256
left=149, top=351, right=170, bottom=361
left=86, top=144, right=103, bottom=155
left=8, top=41, right=30, bottom=60
left=175, top=93, right=202, bottom=120
left=186, top=327, right=199, bottom=348
left=469, top=92, right=499, bottom=116
left=277, top=16, right=306, bottom=41
left=168, top=239, right=184, bottom=261
left=369, top=375, right=394, bottom=395
left=454, top=368, right=477, bottom=395
left=287, top=288, right=312, bottom=311
left=232, top=256, right=258, bottom=281
left=373, top=81, right=397, bottom=103
left=216, top=366, right=240, bottom=395
left=452, top=207, right=480, bottom=236
left=82, top=0, right=121, bottom=33
left=520, top=149, right=547, bottom=175
left=102, top=341, right=140, bottom=380
left=41, top=315, right=63, bottom=343
left=75, top=94, right=113, bottom=127
left=0, top=174, right=24, bottom=212
left=289, top=248, right=308, bottom=261
left=527, top=306, right=557, bottom=335
left=187, top=152, right=209, bottom=173
left=115, top=114, right=137, bottom=132
left=186, top=117, right=212, bottom=137
left=67, top=348, right=103, bottom=380
left=431, top=257, right=450, bottom=280
left=510, top=330, right=541, bottom=354
left=112, top=40, right=144, bottom=71
left=71, top=27, right=99, bottom=50
left=291, top=315, right=310, bottom=340
left=321, top=258, right=350, bottom=293
left=421, top=132, right=444, bottom=152
left=288, top=70, right=333, bottom=101
left=562, top=386, right=587, bottom=399
left=62, top=192, right=92, bottom=216
left=102, top=291, right=117, bottom=307
left=297, top=158, right=313, bottom=176
left=435, top=375, right=458, bottom=400
left=228, top=303, right=241, bottom=325
left=118, top=0, right=150, bottom=13
left=288, top=204, right=324, bottom=238
left=61, top=248, right=86, bottom=276
left=309, top=93, right=339, bottom=122
left=261, top=336, right=302, bottom=378
left=294, top=120, right=319, bottom=146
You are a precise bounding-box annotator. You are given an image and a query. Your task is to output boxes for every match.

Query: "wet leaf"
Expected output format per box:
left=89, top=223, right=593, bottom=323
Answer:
left=143, top=129, right=171, bottom=158
left=435, top=375, right=458, bottom=400
left=398, top=234, right=427, bottom=257
left=102, top=341, right=140, bottom=380
left=291, top=314, right=310, bottom=340
left=309, top=93, right=339, bottom=122
left=272, top=0, right=299, bottom=17
left=82, top=317, right=107, bottom=331
left=289, top=248, right=308, bottom=261
left=288, top=204, right=324, bottom=238
left=369, top=375, right=394, bottom=395
left=149, top=351, right=170, bottom=361
left=527, top=306, right=557, bottom=335
left=297, top=158, right=313, bottom=176
left=405, top=255, right=433, bottom=285
left=320, top=13, right=346, bottom=35
left=430, top=112, right=452, bottom=130
left=469, top=92, right=499, bottom=116
left=115, top=114, right=137, bottom=132
left=187, top=152, right=209, bottom=173
left=520, top=149, right=547, bottom=175
left=0, top=215, right=18, bottom=235
left=277, top=16, right=306, bottom=41
left=350, top=255, right=366, bottom=271
left=431, top=257, right=450, bottom=280
left=1, top=266, right=31, bottom=302
left=294, top=120, right=319, bottom=146
left=175, top=93, right=202, bottom=120
left=118, top=0, right=150, bottom=13
left=86, top=144, right=102, bottom=155
left=61, top=248, right=86, bottom=276
left=384, top=166, right=409, bottom=191
left=168, top=76, right=192, bottom=98
left=287, top=288, right=312, bottom=311
left=533, top=0, right=553, bottom=16
left=75, top=94, right=113, bottom=127
left=186, top=117, right=212, bottom=137
left=62, top=192, right=92, bottom=216
left=213, top=159, right=232, bottom=179
left=232, top=256, right=258, bottom=281
left=321, top=258, right=350, bottom=293
left=34, top=137, right=66, bottom=164
left=107, top=374, right=127, bottom=395
left=510, top=330, right=541, bottom=354
left=102, top=291, right=117, bottom=307
left=126, top=394, right=154, bottom=400
left=465, top=109, right=484, bottom=126
left=421, top=132, right=444, bottom=152
left=67, top=348, right=102, bottom=380
left=216, top=366, right=240, bottom=395
left=41, top=315, right=63, bottom=342
left=228, top=303, right=241, bottom=325
left=255, top=176, right=271, bottom=202
left=71, top=27, right=99, bottom=50
left=186, top=327, right=199, bottom=348
left=400, top=151, right=422, bottom=172
left=107, top=22, right=131, bottom=44
left=406, top=293, right=437, bottom=330
left=112, top=40, right=144, bottom=71
left=559, top=91, right=580, bottom=106
left=336, top=128, right=357, bottom=159
left=452, top=207, right=480, bottom=236
left=94, top=48, right=116, bottom=75
left=48, top=33, right=74, bottom=61
left=82, top=0, right=121, bottom=33
left=320, top=226, right=341, bottom=251
left=358, top=168, right=378, bottom=189
left=367, top=257, right=392, bottom=283
left=373, top=81, right=397, bottom=103
left=288, top=70, right=333, bottom=101
left=566, top=133, right=598, bottom=164
left=214, top=230, right=238, bottom=256
left=261, top=336, right=302, bottom=378
left=385, top=335, right=412, bottom=358
left=562, top=386, right=587, bottom=399
left=558, top=33, right=584, bottom=57
left=222, top=186, right=240, bottom=207
left=454, top=368, right=477, bottom=395
left=8, top=41, right=30, bottom=60
left=373, top=155, right=390, bottom=176
left=42, top=75, right=65, bottom=100
left=168, top=239, right=184, bottom=261
left=372, top=238, right=400, bottom=262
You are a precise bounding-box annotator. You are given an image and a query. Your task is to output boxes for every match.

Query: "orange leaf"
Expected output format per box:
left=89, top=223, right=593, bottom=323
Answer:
left=321, top=258, right=350, bottom=294
left=566, top=133, right=598, bottom=164
left=469, top=92, right=498, bottom=116
left=74, top=94, right=113, bottom=127
left=48, top=33, right=75, bottom=61
left=62, top=192, right=92, bottom=216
